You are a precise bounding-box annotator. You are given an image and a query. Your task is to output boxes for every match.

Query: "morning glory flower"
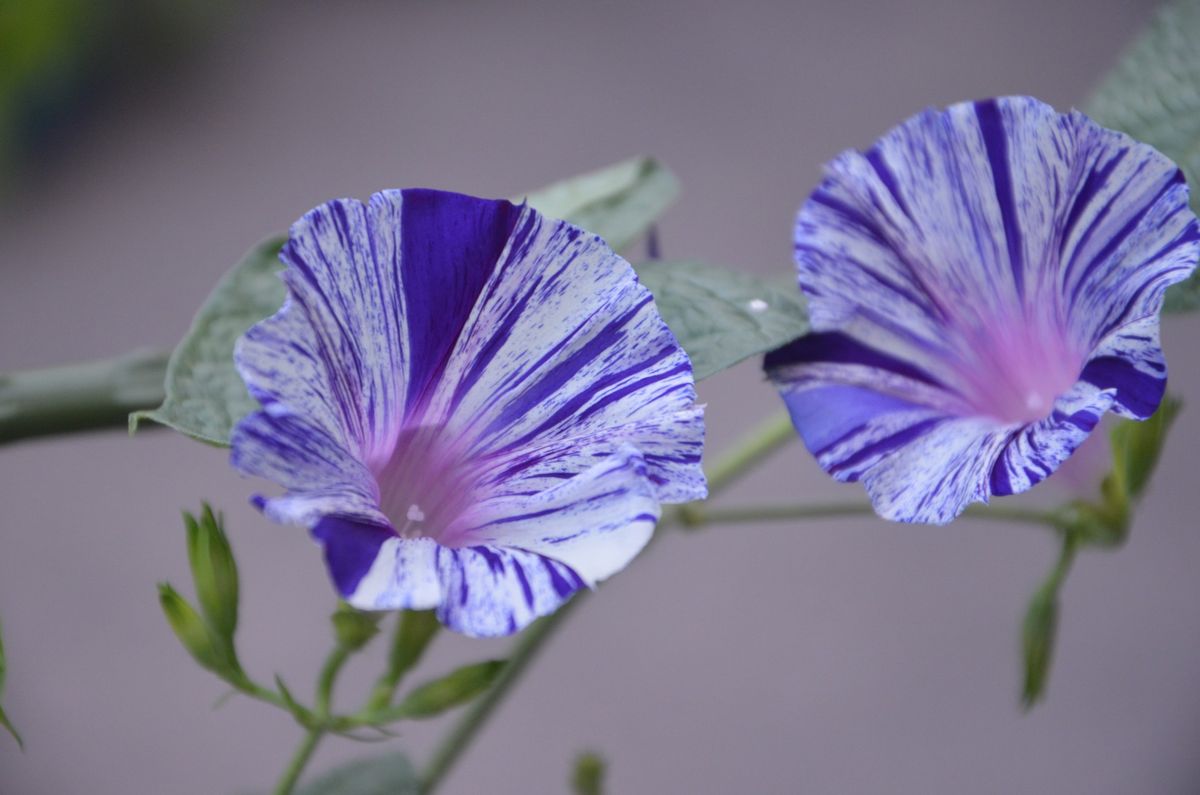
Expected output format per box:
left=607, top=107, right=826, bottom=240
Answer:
left=230, top=189, right=706, bottom=636
left=765, top=96, right=1199, bottom=524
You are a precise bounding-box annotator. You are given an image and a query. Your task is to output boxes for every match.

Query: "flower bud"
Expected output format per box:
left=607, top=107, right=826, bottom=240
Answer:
left=1109, top=395, right=1180, bottom=503
left=184, top=504, right=239, bottom=644
left=1021, top=580, right=1059, bottom=708
left=158, top=583, right=236, bottom=678
left=571, top=752, right=605, bottom=795
left=331, top=602, right=382, bottom=652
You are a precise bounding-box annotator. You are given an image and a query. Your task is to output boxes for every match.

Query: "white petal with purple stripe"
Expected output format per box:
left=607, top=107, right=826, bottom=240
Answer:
left=767, top=96, right=1199, bottom=523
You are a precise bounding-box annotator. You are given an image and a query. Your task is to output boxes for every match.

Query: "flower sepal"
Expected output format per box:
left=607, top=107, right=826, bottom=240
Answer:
left=1057, top=500, right=1129, bottom=549
left=331, top=602, right=384, bottom=653
left=1058, top=397, right=1181, bottom=549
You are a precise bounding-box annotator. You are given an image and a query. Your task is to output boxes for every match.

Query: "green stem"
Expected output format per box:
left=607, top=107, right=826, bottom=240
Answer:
left=1044, top=530, right=1078, bottom=593
left=233, top=676, right=311, bottom=722
left=271, top=643, right=354, bottom=795
left=418, top=595, right=582, bottom=794
left=963, top=504, right=1067, bottom=528
left=272, top=729, right=323, bottom=795
left=364, top=610, right=440, bottom=713
left=417, top=412, right=797, bottom=794
left=315, top=645, right=353, bottom=716
left=683, top=501, right=1066, bottom=529
left=685, top=502, right=873, bottom=525
left=0, top=349, right=168, bottom=445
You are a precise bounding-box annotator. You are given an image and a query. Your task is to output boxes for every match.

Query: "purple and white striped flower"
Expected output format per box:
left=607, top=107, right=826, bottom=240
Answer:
left=766, top=96, right=1199, bottom=524
left=230, top=189, right=705, bottom=636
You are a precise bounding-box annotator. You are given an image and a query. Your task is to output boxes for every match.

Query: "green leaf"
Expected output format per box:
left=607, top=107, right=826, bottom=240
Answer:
left=388, top=659, right=505, bottom=720
left=1084, top=0, right=1200, bottom=312
left=291, top=753, right=419, bottom=795
left=635, top=260, right=809, bottom=379
left=523, top=156, right=678, bottom=251
left=184, top=504, right=240, bottom=644
left=129, top=238, right=286, bottom=444
left=571, top=752, right=606, bottom=795
left=0, top=618, right=23, bottom=748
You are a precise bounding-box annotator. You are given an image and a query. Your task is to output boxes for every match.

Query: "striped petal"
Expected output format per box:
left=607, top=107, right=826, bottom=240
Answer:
left=414, top=206, right=704, bottom=501
left=768, top=96, right=1199, bottom=523
left=231, top=189, right=705, bottom=635
left=318, top=449, right=658, bottom=637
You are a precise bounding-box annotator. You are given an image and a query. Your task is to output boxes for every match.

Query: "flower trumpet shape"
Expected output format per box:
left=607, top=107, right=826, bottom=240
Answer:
left=231, top=190, right=706, bottom=636
left=766, top=97, right=1199, bottom=524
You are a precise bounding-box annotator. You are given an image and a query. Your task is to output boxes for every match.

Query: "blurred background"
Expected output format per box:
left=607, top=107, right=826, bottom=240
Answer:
left=3, top=1, right=1198, bottom=793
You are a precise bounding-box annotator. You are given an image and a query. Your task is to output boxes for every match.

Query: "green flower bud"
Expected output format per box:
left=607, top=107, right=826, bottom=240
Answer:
left=571, top=752, right=606, bottom=795
left=184, top=504, right=239, bottom=644
left=1069, top=397, right=1181, bottom=548
left=331, top=602, right=383, bottom=651
left=158, top=583, right=236, bottom=678
left=1021, top=580, right=1059, bottom=709
left=1109, top=395, right=1180, bottom=503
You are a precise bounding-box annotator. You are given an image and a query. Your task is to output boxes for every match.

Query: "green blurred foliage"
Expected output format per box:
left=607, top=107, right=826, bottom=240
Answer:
left=0, top=0, right=228, bottom=189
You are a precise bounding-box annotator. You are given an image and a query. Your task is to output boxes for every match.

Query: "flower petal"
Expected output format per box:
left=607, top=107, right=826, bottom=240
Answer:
left=324, top=450, right=658, bottom=636
left=988, top=382, right=1116, bottom=497
left=1078, top=315, right=1168, bottom=420
left=415, top=207, right=705, bottom=501
left=454, top=446, right=661, bottom=585
left=243, top=191, right=521, bottom=466
left=230, top=410, right=384, bottom=527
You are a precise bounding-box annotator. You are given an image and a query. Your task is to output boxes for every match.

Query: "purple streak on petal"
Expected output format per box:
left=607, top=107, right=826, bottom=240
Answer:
left=1080, top=355, right=1165, bottom=419
left=1059, top=146, right=1127, bottom=248
left=424, top=213, right=705, bottom=504
left=312, top=516, right=396, bottom=598
left=1067, top=170, right=1181, bottom=309
left=399, top=190, right=521, bottom=410
left=988, top=383, right=1116, bottom=496
left=777, top=383, right=924, bottom=455
left=974, top=98, right=1026, bottom=297
left=864, top=147, right=914, bottom=223
left=483, top=294, right=655, bottom=445
left=433, top=545, right=586, bottom=637
left=764, top=332, right=942, bottom=388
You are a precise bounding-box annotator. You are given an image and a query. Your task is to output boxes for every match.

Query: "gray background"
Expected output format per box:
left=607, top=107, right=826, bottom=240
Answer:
left=3, top=1, right=1199, bottom=793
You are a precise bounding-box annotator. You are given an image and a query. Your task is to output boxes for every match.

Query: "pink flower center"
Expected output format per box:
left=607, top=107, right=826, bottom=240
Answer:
left=372, top=425, right=484, bottom=546
left=950, top=308, right=1084, bottom=425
